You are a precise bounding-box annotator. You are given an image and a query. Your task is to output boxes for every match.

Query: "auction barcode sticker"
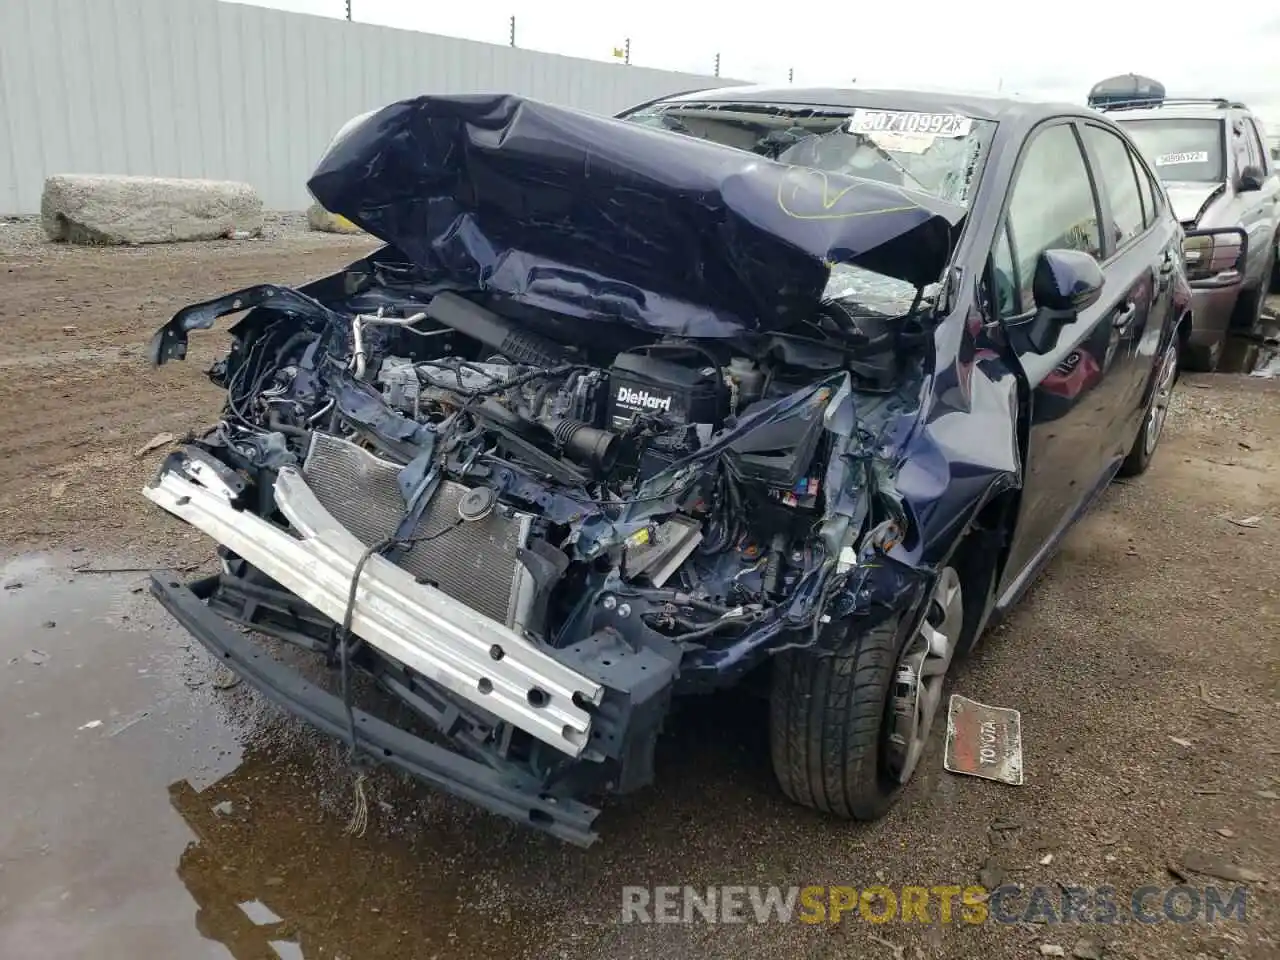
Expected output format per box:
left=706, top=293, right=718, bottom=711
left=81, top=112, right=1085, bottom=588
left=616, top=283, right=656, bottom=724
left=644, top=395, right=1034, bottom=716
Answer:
left=847, top=109, right=973, bottom=138
left=1155, top=150, right=1209, bottom=166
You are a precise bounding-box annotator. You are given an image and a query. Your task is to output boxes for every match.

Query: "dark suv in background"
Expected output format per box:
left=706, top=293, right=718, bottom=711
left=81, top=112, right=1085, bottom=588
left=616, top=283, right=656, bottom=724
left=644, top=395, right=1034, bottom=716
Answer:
left=1091, top=88, right=1280, bottom=370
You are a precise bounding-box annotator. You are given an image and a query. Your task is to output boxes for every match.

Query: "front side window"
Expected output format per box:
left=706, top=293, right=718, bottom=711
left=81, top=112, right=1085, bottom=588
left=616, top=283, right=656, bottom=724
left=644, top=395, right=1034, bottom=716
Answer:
left=1082, top=125, right=1147, bottom=249
left=1003, top=124, right=1102, bottom=312
left=992, top=222, right=1019, bottom=316
left=1116, top=118, right=1226, bottom=183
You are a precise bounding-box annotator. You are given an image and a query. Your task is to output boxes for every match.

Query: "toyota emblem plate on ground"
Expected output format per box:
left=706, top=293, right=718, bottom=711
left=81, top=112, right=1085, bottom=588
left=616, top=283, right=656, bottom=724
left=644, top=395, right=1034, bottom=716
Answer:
left=944, top=694, right=1024, bottom=785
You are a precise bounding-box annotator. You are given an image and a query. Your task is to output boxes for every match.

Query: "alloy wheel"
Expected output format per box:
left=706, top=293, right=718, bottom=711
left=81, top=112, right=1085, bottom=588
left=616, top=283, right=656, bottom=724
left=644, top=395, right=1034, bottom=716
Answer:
left=1144, top=340, right=1178, bottom=455
left=886, top=566, right=963, bottom=783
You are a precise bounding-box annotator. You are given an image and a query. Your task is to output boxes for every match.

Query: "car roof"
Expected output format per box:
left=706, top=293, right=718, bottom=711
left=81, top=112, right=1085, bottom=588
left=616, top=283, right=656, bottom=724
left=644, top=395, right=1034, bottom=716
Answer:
left=661, top=84, right=1094, bottom=127
left=1104, top=105, right=1233, bottom=122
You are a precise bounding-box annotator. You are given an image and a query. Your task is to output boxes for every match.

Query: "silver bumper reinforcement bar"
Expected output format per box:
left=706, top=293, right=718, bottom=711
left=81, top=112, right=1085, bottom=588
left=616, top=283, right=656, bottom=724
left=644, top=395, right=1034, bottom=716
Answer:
left=143, top=464, right=601, bottom=756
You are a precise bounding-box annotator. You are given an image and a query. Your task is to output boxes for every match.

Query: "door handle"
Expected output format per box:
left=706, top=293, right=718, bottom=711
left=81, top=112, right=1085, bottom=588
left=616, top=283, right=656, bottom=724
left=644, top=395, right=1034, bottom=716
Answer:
left=1112, top=302, right=1137, bottom=332
left=1158, top=250, right=1175, bottom=275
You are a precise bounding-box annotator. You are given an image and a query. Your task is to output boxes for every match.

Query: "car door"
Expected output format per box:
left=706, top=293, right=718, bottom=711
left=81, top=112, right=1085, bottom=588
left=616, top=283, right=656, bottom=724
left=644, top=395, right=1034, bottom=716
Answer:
left=1233, top=115, right=1278, bottom=285
left=1078, top=121, right=1173, bottom=465
left=1241, top=116, right=1280, bottom=281
left=990, top=120, right=1135, bottom=601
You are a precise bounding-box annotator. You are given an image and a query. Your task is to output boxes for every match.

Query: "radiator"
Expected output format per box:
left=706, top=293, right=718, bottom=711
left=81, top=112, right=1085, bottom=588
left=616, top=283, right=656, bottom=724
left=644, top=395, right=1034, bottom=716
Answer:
left=301, top=432, right=535, bottom=629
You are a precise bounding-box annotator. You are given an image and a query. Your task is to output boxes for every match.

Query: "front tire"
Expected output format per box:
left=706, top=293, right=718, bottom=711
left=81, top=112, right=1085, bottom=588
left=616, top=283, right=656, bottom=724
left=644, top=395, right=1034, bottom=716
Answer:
left=1236, top=245, right=1276, bottom=332
left=768, top=566, right=966, bottom=820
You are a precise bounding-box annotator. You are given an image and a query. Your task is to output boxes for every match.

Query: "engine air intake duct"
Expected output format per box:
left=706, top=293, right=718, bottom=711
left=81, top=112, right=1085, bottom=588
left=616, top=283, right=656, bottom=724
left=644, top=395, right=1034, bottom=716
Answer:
left=423, top=292, right=568, bottom=368
left=541, top=417, right=620, bottom=472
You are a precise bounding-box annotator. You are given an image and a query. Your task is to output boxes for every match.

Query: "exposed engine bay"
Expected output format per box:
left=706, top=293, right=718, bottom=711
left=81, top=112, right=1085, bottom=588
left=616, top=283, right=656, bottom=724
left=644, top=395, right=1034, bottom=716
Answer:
left=158, top=245, right=925, bottom=656
left=145, top=242, right=928, bottom=838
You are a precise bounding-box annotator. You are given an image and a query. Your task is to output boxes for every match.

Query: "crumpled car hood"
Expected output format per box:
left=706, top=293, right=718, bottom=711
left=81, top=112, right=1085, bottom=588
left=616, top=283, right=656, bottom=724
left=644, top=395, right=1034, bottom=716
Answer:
left=1163, top=180, right=1223, bottom=225
left=307, top=93, right=966, bottom=338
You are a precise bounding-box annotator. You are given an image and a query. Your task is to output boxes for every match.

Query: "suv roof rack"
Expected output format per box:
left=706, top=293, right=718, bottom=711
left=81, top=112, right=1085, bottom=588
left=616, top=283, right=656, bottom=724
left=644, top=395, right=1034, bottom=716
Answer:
left=1093, top=97, right=1248, bottom=113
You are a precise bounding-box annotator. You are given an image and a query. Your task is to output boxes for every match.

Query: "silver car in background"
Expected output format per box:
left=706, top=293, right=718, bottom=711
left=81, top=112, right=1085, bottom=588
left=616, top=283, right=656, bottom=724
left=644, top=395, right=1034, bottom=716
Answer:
left=1099, top=98, right=1279, bottom=370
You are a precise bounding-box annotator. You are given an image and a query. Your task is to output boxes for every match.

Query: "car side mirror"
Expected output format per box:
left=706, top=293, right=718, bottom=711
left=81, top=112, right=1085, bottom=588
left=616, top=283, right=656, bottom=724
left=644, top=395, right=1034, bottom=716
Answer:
left=1238, top=165, right=1265, bottom=192
left=1022, top=249, right=1105, bottom=354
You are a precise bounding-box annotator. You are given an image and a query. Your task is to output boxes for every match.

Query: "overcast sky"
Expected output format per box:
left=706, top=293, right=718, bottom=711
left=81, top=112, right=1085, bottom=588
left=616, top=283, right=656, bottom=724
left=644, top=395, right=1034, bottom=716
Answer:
left=226, top=0, right=1280, bottom=126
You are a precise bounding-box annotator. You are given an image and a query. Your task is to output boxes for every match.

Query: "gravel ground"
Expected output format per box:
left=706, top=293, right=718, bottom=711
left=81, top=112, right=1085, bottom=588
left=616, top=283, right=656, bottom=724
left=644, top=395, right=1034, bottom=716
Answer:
left=0, top=232, right=1276, bottom=960
left=0, top=216, right=378, bottom=562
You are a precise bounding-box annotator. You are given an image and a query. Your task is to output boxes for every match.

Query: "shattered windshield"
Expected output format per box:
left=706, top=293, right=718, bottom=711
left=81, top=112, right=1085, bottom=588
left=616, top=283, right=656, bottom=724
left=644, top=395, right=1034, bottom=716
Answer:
left=1116, top=118, right=1226, bottom=183
left=622, top=100, right=996, bottom=209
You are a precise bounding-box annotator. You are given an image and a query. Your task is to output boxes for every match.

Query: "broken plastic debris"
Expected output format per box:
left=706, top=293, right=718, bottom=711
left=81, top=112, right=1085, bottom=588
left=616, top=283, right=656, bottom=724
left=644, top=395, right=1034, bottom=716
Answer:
left=134, top=432, right=177, bottom=458
left=77, top=720, right=102, bottom=730
left=1180, top=850, right=1266, bottom=884
left=1039, top=853, right=1054, bottom=865
left=1226, top=515, right=1261, bottom=528
left=943, top=695, right=1024, bottom=785
left=238, top=899, right=284, bottom=926
left=1169, top=736, right=1193, bottom=747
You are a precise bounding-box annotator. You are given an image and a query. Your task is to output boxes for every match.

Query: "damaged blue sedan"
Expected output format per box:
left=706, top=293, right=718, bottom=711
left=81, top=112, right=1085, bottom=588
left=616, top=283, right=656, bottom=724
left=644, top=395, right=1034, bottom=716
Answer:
left=145, top=86, right=1191, bottom=845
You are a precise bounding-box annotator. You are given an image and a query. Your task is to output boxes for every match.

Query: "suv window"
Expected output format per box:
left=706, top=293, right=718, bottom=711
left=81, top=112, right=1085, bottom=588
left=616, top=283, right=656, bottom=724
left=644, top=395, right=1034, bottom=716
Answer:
left=1230, top=119, right=1254, bottom=179
left=1083, top=125, right=1147, bottom=248
left=998, top=124, right=1102, bottom=316
left=1244, top=118, right=1268, bottom=173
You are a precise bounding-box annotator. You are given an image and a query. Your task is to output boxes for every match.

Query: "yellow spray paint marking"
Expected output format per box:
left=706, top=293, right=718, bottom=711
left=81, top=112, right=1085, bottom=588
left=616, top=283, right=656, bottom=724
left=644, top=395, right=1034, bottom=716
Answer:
left=776, top=167, right=918, bottom=222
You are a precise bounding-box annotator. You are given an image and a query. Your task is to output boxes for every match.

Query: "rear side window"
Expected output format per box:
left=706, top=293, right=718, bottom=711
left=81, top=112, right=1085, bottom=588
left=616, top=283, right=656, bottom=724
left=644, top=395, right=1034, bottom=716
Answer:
left=1127, top=141, right=1163, bottom=227
left=1139, top=160, right=1164, bottom=225
left=1002, top=124, right=1102, bottom=313
left=1083, top=126, right=1147, bottom=249
left=1135, top=157, right=1157, bottom=227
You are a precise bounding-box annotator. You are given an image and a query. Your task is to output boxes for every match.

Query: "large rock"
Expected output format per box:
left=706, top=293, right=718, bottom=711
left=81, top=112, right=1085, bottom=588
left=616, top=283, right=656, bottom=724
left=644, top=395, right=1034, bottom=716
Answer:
left=41, top=175, right=264, bottom=245
left=306, top=201, right=363, bottom=234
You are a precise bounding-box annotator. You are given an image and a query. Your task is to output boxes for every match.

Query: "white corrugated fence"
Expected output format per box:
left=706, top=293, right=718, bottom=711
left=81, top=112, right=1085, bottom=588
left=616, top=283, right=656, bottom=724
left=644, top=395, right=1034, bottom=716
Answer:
left=0, top=0, right=737, bottom=213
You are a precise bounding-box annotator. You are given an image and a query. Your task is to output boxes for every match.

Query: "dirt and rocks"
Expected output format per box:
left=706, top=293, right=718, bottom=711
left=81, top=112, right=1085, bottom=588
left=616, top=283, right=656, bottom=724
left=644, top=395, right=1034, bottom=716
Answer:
left=0, top=218, right=375, bottom=564
left=0, top=231, right=1277, bottom=959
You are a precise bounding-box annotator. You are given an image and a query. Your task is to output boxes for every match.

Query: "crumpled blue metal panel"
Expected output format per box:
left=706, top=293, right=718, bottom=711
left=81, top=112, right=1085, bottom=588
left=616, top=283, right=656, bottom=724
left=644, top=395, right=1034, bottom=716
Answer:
left=306, top=93, right=965, bottom=338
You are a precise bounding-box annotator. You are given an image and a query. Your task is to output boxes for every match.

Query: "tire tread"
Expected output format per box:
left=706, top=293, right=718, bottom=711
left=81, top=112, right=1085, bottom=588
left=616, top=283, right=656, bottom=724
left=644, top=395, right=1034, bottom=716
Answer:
left=768, top=619, right=902, bottom=820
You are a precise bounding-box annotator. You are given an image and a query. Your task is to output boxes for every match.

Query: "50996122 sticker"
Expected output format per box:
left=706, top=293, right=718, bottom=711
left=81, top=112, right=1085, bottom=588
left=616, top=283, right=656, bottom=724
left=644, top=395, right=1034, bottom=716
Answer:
left=1155, top=150, right=1210, bottom=166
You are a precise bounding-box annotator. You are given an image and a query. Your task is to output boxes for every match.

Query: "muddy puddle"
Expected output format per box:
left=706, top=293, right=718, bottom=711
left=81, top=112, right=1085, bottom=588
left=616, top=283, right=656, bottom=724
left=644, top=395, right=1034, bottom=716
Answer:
left=0, top=553, right=583, bottom=959
left=0, top=552, right=789, bottom=960
left=1218, top=298, right=1280, bottom=377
